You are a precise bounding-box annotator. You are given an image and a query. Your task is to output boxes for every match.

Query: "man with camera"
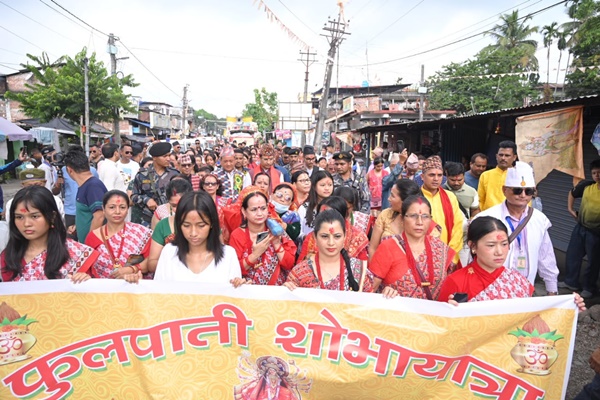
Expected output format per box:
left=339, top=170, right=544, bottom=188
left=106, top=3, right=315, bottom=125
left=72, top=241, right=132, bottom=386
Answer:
left=30, top=147, right=55, bottom=192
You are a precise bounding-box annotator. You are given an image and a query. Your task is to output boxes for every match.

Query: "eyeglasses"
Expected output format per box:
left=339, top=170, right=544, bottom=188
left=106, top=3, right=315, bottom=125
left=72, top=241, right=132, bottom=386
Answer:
left=274, top=192, right=292, bottom=202
left=511, top=188, right=535, bottom=196
left=404, top=213, right=432, bottom=221
left=203, top=181, right=218, bottom=187
left=305, top=157, right=316, bottom=162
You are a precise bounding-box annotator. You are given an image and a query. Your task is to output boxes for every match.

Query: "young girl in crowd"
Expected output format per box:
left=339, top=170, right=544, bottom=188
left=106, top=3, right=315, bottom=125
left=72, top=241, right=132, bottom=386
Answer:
left=285, top=209, right=372, bottom=292
left=299, top=171, right=333, bottom=238
left=1, top=185, right=98, bottom=282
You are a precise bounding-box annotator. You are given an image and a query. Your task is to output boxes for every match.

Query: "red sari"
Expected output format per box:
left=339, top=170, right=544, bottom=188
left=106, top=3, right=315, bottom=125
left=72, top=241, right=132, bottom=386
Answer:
left=1, top=239, right=99, bottom=281
left=85, top=222, right=152, bottom=279
left=437, top=260, right=534, bottom=303
left=286, top=257, right=373, bottom=292
left=369, top=234, right=454, bottom=300
left=298, top=221, right=369, bottom=261
left=229, top=227, right=297, bottom=285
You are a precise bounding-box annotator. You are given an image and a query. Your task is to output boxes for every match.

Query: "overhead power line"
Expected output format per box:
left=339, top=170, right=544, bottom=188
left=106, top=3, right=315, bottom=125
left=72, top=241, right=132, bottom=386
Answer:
left=277, top=0, right=320, bottom=37
left=48, top=0, right=108, bottom=36
left=368, top=0, right=426, bottom=43
left=347, top=0, right=569, bottom=67
left=0, top=0, right=80, bottom=44
left=119, top=41, right=180, bottom=98
left=0, top=25, right=48, bottom=53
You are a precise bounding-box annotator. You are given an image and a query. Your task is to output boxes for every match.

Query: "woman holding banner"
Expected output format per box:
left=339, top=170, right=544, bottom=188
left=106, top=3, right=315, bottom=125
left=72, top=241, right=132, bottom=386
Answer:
left=1, top=185, right=98, bottom=282
left=369, top=195, right=454, bottom=300
left=284, top=209, right=372, bottom=292
left=439, top=216, right=586, bottom=311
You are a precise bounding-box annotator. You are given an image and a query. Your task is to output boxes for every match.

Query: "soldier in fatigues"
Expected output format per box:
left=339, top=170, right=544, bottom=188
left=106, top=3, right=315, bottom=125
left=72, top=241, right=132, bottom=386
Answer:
left=131, top=142, right=180, bottom=227
left=332, top=151, right=371, bottom=214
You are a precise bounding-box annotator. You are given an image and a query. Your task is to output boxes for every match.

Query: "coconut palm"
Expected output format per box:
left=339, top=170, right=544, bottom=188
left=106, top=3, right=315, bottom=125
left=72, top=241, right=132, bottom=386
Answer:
left=541, top=22, right=559, bottom=101
left=485, top=10, right=539, bottom=71
left=555, top=29, right=570, bottom=95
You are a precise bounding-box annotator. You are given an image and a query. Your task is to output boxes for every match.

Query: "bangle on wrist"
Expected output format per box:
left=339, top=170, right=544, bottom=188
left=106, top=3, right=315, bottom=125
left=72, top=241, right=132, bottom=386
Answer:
left=245, top=255, right=257, bottom=267
left=130, top=265, right=138, bottom=274
left=274, top=244, right=283, bottom=253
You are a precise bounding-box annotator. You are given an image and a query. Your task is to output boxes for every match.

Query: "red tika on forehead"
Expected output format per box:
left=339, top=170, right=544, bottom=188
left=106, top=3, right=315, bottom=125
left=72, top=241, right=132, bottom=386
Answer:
left=19, top=208, right=27, bottom=213
left=497, top=233, right=505, bottom=240
left=329, top=225, right=335, bottom=234
left=417, top=197, right=424, bottom=205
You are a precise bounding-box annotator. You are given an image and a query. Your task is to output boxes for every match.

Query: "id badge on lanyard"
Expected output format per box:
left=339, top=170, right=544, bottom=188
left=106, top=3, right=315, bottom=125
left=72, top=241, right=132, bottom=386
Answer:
left=516, top=249, right=527, bottom=272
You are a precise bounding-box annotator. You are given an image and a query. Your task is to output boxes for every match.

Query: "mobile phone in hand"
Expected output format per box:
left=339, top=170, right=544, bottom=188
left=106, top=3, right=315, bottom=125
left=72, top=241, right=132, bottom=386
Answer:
left=453, top=292, right=469, bottom=303
left=256, top=231, right=269, bottom=244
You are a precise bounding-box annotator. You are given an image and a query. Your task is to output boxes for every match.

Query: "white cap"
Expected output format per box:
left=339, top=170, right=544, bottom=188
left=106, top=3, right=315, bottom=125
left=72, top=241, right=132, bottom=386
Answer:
left=504, top=161, right=536, bottom=188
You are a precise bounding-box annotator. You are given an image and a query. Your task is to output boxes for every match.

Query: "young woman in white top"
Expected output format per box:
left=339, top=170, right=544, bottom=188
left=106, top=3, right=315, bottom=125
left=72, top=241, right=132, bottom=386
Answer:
left=125, top=191, right=248, bottom=287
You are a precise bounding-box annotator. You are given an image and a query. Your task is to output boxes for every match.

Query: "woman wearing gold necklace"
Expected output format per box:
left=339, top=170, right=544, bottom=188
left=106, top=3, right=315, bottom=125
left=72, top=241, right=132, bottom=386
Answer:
left=284, top=209, right=372, bottom=292
left=85, top=190, right=152, bottom=279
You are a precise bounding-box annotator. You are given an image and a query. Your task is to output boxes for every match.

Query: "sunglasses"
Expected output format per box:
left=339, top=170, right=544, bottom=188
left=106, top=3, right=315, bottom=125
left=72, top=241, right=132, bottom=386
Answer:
left=203, top=181, right=218, bottom=187
left=124, top=151, right=132, bottom=155
left=180, top=164, right=192, bottom=168
left=511, top=188, right=535, bottom=196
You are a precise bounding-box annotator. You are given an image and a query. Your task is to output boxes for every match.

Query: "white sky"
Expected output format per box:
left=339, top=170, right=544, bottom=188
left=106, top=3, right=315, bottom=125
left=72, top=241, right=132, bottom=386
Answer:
left=0, top=0, right=573, bottom=118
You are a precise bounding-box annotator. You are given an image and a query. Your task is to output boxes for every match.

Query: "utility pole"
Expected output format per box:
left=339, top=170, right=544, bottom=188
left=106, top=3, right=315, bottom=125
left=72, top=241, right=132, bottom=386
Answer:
left=108, top=33, right=121, bottom=145
left=84, top=57, right=90, bottom=155
left=182, top=84, right=189, bottom=137
left=313, top=12, right=350, bottom=149
left=298, top=49, right=317, bottom=103
left=418, top=64, right=425, bottom=122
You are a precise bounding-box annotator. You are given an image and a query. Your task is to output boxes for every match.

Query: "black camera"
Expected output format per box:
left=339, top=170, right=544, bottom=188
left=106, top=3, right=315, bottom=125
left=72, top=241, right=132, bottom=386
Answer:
left=51, top=152, right=65, bottom=178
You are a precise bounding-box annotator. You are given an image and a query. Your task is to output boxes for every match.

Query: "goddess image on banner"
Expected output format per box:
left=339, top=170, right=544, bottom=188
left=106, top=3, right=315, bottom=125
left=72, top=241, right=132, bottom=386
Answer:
left=516, top=105, right=585, bottom=184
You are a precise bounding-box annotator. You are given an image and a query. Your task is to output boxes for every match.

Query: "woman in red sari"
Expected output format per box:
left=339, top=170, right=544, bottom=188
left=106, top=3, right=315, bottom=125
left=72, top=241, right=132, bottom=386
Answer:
left=1, top=186, right=97, bottom=282
left=229, top=186, right=297, bottom=285
left=369, top=195, right=455, bottom=300
left=85, top=190, right=152, bottom=279
left=297, top=196, right=368, bottom=261
left=285, top=209, right=372, bottom=292
left=439, top=216, right=586, bottom=311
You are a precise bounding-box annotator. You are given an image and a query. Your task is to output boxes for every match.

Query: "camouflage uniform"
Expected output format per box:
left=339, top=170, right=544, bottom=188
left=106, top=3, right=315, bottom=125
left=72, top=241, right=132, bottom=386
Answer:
left=333, top=171, right=371, bottom=214
left=131, top=164, right=179, bottom=226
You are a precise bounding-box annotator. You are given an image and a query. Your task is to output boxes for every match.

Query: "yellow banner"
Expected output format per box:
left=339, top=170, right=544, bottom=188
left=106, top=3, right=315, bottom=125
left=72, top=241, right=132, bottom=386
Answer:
left=0, top=281, right=577, bottom=399
left=516, top=106, right=585, bottom=184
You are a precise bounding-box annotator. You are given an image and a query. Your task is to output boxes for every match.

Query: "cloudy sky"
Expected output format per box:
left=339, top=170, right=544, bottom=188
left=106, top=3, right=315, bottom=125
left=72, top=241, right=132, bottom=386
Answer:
left=0, top=0, right=573, bottom=118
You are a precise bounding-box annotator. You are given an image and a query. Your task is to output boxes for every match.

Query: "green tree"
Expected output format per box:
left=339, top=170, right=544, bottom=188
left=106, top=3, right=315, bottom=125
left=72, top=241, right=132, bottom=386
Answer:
left=542, top=22, right=559, bottom=101
left=428, top=46, right=539, bottom=114
left=485, top=10, right=539, bottom=71
left=563, top=0, right=600, bottom=97
left=7, top=49, right=137, bottom=124
left=242, top=88, right=278, bottom=133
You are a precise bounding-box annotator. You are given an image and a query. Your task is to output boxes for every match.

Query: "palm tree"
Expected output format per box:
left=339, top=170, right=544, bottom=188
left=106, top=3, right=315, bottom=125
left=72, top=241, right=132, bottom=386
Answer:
left=486, top=10, right=539, bottom=70
left=555, top=29, right=570, bottom=96
left=541, top=22, right=559, bottom=101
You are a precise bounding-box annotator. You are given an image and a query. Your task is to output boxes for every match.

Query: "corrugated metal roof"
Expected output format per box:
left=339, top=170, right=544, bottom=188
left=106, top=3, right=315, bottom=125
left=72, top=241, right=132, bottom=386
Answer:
left=358, top=95, right=600, bottom=133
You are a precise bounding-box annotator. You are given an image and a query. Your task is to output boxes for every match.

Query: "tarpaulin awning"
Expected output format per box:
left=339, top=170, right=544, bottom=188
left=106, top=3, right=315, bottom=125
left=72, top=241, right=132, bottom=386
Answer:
left=125, top=118, right=151, bottom=128
left=0, top=117, right=32, bottom=141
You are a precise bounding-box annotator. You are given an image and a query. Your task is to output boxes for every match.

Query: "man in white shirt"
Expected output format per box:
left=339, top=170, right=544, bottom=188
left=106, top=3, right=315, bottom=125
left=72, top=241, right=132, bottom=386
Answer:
left=5, top=168, right=65, bottom=224
left=30, top=148, right=55, bottom=192
left=98, top=143, right=127, bottom=192
left=116, top=143, right=140, bottom=186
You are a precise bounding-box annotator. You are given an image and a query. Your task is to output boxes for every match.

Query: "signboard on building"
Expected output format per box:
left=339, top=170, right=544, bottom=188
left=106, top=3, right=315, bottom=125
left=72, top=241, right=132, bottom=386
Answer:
left=342, top=96, right=354, bottom=112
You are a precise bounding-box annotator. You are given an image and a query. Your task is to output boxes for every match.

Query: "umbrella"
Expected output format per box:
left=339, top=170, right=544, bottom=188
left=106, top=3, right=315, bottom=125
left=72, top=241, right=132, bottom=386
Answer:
left=0, top=117, right=32, bottom=141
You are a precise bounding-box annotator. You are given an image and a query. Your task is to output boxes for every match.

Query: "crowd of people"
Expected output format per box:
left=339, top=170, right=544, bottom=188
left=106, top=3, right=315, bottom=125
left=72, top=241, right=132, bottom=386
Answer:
left=0, top=138, right=591, bottom=311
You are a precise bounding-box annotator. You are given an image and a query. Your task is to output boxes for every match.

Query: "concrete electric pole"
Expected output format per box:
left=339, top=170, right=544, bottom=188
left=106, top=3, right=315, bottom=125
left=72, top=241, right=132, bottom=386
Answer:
left=182, top=84, right=189, bottom=137
left=108, top=33, right=121, bottom=145
left=84, top=57, right=90, bottom=155
left=313, top=13, right=350, bottom=149
left=298, top=49, right=317, bottom=103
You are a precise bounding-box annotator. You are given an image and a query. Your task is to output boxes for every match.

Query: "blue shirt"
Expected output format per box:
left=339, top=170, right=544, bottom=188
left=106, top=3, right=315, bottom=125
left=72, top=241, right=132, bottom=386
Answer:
left=464, top=171, right=479, bottom=190
left=75, top=176, right=106, bottom=243
left=62, top=166, right=98, bottom=215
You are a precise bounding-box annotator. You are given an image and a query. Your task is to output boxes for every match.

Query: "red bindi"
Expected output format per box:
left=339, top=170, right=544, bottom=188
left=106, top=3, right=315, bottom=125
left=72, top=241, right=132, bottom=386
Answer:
left=497, top=234, right=504, bottom=240
left=329, top=226, right=335, bottom=234
left=116, top=198, right=122, bottom=204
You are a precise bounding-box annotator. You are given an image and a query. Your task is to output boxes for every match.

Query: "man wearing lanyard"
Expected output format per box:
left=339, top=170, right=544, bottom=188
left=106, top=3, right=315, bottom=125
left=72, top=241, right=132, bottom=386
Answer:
left=476, top=161, right=559, bottom=296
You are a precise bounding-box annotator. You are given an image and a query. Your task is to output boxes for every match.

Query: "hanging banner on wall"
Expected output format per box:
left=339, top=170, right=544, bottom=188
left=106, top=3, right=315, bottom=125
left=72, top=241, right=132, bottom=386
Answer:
left=0, top=281, right=577, bottom=399
left=516, top=106, right=585, bottom=184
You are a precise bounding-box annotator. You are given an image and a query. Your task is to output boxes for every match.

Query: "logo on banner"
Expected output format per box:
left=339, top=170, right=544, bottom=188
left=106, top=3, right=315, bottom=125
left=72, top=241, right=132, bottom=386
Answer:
left=0, top=311, right=38, bottom=366
left=509, top=314, right=564, bottom=376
